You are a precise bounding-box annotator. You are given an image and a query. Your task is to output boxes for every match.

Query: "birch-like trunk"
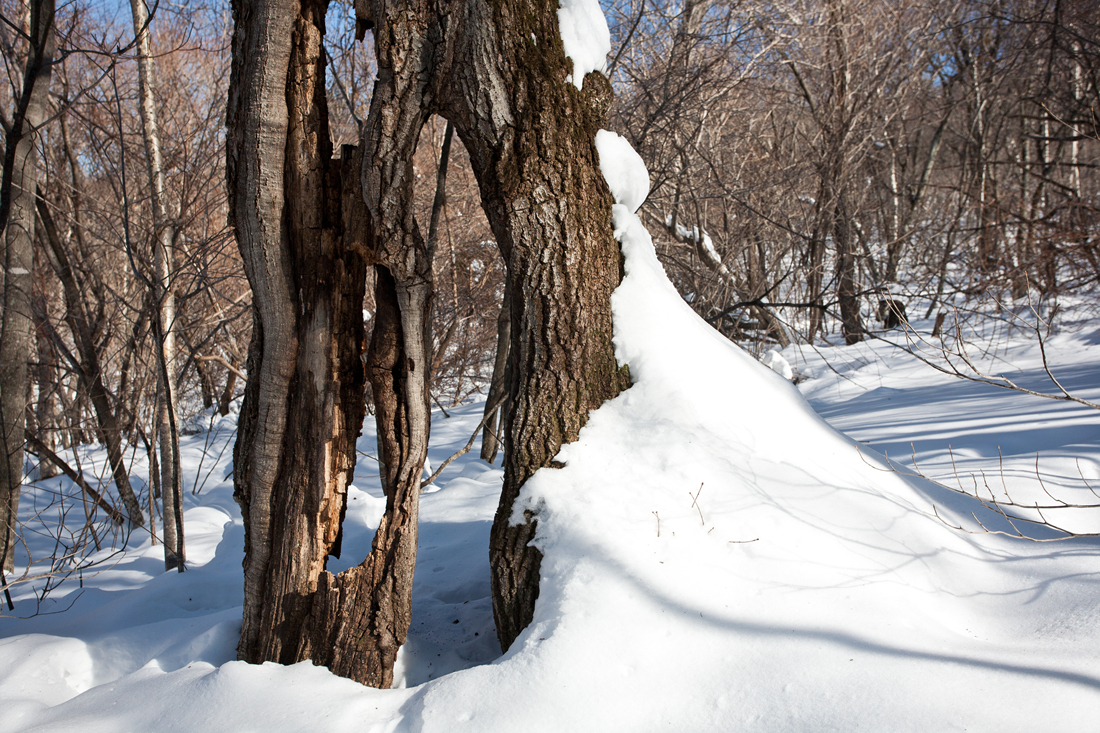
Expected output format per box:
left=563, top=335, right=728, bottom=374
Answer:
left=0, top=0, right=55, bottom=574
left=130, top=0, right=184, bottom=571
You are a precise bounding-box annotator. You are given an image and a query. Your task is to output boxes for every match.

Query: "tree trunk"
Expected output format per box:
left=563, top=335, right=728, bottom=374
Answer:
left=438, top=0, right=630, bottom=651
left=229, top=0, right=432, bottom=689
left=230, top=0, right=367, bottom=663
left=480, top=281, right=511, bottom=464
left=0, top=0, right=55, bottom=573
left=231, top=0, right=629, bottom=685
left=834, top=193, right=863, bottom=344
left=304, top=264, right=430, bottom=687
left=297, top=0, right=438, bottom=684
left=130, top=0, right=185, bottom=572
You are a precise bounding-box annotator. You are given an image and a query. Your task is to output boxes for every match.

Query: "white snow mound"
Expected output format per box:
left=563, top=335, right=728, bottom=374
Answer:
left=761, top=349, right=794, bottom=381
left=404, top=146, right=1100, bottom=731
left=595, top=130, right=649, bottom=214
left=557, top=0, right=610, bottom=89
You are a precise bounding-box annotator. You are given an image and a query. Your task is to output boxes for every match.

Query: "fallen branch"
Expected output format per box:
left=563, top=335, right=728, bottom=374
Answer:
left=23, top=430, right=126, bottom=525
left=421, top=393, right=506, bottom=490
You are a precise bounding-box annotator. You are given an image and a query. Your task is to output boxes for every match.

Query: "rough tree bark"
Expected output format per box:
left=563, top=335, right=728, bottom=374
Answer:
left=229, top=0, right=367, bottom=664
left=299, top=0, right=437, bottom=682
left=229, top=0, right=627, bottom=686
left=437, top=0, right=631, bottom=651
left=229, top=0, right=433, bottom=688
left=0, top=0, right=55, bottom=574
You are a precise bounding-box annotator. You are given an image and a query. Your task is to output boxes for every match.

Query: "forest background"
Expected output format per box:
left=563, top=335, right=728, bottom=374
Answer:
left=0, top=0, right=1097, bottom=629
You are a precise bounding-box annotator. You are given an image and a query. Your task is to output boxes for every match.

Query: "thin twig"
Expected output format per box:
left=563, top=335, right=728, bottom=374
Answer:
left=420, top=393, right=506, bottom=489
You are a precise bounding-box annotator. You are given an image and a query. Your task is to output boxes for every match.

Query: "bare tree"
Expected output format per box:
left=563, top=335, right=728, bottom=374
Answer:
left=1, top=0, right=56, bottom=575
left=129, top=0, right=184, bottom=571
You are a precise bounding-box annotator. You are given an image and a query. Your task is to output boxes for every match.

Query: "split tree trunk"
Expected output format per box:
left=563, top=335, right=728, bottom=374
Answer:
left=299, top=0, right=438, bottom=675
left=230, top=0, right=629, bottom=686
left=230, top=0, right=367, bottom=664
left=229, top=0, right=432, bottom=688
left=0, top=0, right=55, bottom=573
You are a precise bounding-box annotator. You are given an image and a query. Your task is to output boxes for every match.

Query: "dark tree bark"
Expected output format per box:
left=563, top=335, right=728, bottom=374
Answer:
left=833, top=193, right=863, bottom=344
left=229, top=0, right=433, bottom=689
left=436, top=0, right=631, bottom=651
left=1, top=0, right=56, bottom=573
left=480, top=282, right=511, bottom=464
left=229, top=0, right=627, bottom=687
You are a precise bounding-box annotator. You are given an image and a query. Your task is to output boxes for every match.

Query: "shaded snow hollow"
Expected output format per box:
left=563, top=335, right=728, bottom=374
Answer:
left=1, top=137, right=1098, bottom=732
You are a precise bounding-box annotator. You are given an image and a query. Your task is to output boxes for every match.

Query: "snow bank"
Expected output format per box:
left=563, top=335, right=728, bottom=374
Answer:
left=398, top=130, right=1100, bottom=731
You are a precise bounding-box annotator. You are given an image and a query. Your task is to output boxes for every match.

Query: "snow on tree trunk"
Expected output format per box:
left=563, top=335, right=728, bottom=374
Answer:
left=435, top=0, right=630, bottom=651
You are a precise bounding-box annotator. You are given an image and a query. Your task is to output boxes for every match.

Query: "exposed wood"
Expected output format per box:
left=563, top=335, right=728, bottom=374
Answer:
left=298, top=0, right=438, bottom=684
left=229, top=0, right=426, bottom=689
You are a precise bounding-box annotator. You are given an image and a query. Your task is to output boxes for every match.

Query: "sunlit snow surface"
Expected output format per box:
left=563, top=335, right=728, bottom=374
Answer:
left=2, top=135, right=1099, bottom=730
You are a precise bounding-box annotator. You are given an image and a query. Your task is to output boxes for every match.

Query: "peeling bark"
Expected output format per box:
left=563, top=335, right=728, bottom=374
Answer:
left=229, top=0, right=431, bottom=688
left=230, top=0, right=626, bottom=684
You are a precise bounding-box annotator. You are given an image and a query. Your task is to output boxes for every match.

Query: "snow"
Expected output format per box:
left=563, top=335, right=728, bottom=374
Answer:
left=3, top=131, right=1100, bottom=733
left=761, top=349, right=794, bottom=380
left=556, top=0, right=610, bottom=89
left=595, top=130, right=648, bottom=213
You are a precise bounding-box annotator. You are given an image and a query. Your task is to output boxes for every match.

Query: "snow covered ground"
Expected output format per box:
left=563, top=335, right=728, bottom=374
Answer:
left=2, top=309, right=1099, bottom=732
left=3, top=136, right=1099, bottom=730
